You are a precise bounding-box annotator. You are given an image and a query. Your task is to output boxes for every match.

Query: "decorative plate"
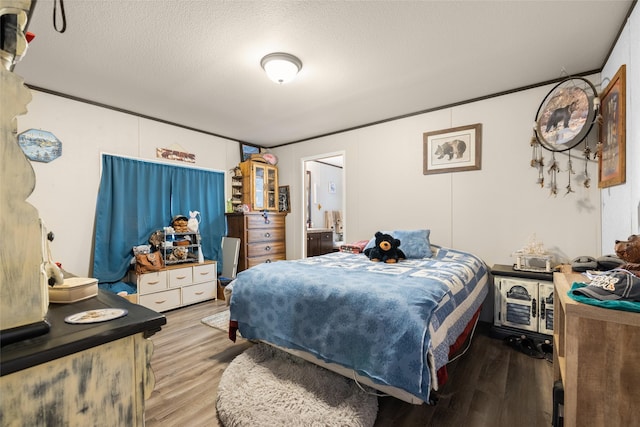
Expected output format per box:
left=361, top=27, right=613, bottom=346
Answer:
left=18, top=129, right=63, bottom=162
left=64, top=308, right=128, bottom=324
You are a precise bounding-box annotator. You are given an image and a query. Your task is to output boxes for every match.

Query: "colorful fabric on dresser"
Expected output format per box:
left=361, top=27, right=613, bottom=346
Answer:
left=229, top=248, right=488, bottom=402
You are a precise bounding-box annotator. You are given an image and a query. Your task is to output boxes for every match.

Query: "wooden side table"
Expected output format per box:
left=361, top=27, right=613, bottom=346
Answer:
left=553, top=272, right=640, bottom=426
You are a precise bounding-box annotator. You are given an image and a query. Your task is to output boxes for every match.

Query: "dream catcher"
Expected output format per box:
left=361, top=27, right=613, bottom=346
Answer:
left=530, top=76, right=600, bottom=196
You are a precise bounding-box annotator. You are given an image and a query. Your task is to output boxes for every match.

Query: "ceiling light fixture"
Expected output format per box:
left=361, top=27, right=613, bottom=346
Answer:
left=260, top=52, right=302, bottom=84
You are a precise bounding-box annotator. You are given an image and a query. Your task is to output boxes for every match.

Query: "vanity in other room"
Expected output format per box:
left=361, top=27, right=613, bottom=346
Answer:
left=306, top=228, right=334, bottom=257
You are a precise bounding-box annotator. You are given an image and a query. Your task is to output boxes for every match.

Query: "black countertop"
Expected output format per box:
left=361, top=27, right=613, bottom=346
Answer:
left=0, top=290, right=166, bottom=376
left=491, top=263, right=554, bottom=281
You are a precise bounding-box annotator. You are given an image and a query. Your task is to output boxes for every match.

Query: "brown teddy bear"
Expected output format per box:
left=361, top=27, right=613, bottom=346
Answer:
left=615, top=234, right=640, bottom=276
left=171, top=215, right=189, bottom=233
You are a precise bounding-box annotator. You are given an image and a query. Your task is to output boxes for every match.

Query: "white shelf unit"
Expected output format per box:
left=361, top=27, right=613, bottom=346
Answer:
left=129, top=260, right=217, bottom=312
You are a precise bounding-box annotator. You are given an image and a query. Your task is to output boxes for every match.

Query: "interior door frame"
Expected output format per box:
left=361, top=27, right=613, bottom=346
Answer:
left=300, top=151, right=346, bottom=258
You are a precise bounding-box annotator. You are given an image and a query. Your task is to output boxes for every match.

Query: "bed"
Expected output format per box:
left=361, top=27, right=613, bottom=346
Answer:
left=226, top=235, right=489, bottom=405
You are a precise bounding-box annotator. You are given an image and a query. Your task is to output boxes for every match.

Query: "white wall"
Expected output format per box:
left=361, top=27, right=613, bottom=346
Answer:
left=601, top=5, right=639, bottom=251
left=19, top=91, right=240, bottom=277
left=275, top=81, right=602, bottom=268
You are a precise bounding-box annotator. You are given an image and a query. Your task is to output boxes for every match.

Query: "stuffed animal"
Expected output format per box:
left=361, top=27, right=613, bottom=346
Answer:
left=171, top=215, right=189, bottom=233
left=363, top=231, right=406, bottom=263
left=187, top=210, right=200, bottom=233
left=615, top=234, right=640, bottom=276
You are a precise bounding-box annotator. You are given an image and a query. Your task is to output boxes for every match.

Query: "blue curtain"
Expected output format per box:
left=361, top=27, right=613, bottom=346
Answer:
left=93, top=154, right=225, bottom=283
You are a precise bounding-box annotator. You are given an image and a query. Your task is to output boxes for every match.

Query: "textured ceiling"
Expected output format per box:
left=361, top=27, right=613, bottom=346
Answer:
left=15, top=0, right=634, bottom=147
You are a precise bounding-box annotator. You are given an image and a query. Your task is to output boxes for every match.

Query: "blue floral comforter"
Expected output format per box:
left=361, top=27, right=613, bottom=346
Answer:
left=229, top=247, right=488, bottom=402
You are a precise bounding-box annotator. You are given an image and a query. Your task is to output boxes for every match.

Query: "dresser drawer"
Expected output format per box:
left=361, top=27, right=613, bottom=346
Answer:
left=245, top=214, right=286, bottom=229
left=182, top=281, right=216, bottom=305
left=135, top=271, right=167, bottom=294
left=247, top=253, right=286, bottom=268
left=247, top=241, right=285, bottom=258
left=168, top=267, right=192, bottom=288
left=139, top=288, right=181, bottom=312
left=246, top=228, right=285, bottom=243
left=193, top=262, right=216, bottom=284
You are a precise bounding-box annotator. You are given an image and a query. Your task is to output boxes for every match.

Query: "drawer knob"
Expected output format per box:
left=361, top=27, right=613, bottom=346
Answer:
left=148, top=280, right=160, bottom=285
left=195, top=291, right=204, bottom=295
left=176, top=275, right=187, bottom=280
left=264, top=232, right=271, bottom=238
left=265, top=245, right=271, bottom=251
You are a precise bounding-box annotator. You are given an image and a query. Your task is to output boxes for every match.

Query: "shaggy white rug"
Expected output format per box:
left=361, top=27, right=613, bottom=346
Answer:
left=216, top=344, right=378, bottom=427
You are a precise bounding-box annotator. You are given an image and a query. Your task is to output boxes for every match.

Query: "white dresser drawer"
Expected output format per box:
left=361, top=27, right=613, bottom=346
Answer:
left=136, top=271, right=167, bottom=294
left=182, top=281, right=216, bottom=305
left=139, top=288, right=181, bottom=312
left=193, top=262, right=216, bottom=284
left=168, top=267, right=192, bottom=288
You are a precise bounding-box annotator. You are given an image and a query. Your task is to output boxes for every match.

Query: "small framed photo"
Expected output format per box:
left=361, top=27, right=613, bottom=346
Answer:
left=598, top=64, right=626, bottom=188
left=423, top=123, right=482, bottom=174
left=239, top=143, right=261, bottom=162
left=278, top=185, right=290, bottom=213
left=328, top=182, right=336, bottom=194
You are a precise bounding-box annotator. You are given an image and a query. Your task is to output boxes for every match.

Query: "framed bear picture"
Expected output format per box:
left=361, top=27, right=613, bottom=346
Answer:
left=423, top=123, right=482, bottom=175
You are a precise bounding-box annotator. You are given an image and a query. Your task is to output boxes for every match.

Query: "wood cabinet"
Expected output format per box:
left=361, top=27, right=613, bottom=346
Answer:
left=492, top=264, right=554, bottom=337
left=553, top=272, right=640, bottom=426
left=306, top=229, right=333, bottom=257
left=240, top=160, right=279, bottom=211
left=0, top=291, right=165, bottom=426
left=129, top=261, right=217, bottom=312
left=226, top=212, right=286, bottom=272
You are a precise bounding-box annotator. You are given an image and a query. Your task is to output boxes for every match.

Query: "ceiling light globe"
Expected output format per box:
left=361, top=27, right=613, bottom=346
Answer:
left=261, top=53, right=302, bottom=84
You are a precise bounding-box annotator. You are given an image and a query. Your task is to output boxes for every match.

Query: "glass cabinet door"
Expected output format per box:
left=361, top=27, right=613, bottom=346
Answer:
left=253, top=164, right=265, bottom=210
left=266, top=167, right=278, bottom=210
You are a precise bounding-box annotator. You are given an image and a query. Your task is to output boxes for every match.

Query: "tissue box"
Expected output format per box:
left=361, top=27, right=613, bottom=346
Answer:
left=49, top=277, right=98, bottom=303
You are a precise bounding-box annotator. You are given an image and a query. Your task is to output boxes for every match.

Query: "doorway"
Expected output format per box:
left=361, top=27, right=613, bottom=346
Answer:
left=302, top=153, right=345, bottom=258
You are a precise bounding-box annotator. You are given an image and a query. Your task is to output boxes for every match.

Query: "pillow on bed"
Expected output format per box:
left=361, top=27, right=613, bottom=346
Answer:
left=392, top=229, right=433, bottom=258
left=364, top=229, right=433, bottom=259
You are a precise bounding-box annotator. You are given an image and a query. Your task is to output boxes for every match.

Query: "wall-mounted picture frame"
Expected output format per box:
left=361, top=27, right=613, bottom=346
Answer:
left=534, top=77, right=597, bottom=152
left=278, top=185, right=291, bottom=213
left=423, top=123, right=482, bottom=175
left=239, top=143, right=261, bottom=162
left=598, top=64, right=626, bottom=188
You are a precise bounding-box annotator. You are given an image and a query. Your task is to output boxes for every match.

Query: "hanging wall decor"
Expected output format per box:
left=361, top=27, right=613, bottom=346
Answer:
left=534, top=77, right=598, bottom=152
left=156, top=147, right=195, bottom=163
left=18, top=129, right=62, bottom=163
left=530, top=76, right=600, bottom=195
left=598, top=64, right=626, bottom=188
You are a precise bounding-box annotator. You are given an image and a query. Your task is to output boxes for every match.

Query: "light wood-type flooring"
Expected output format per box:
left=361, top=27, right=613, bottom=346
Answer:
left=144, top=299, right=553, bottom=427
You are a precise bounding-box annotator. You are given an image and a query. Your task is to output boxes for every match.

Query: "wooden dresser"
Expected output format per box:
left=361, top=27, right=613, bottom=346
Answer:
left=226, top=212, right=286, bottom=272
left=553, top=272, right=640, bottom=426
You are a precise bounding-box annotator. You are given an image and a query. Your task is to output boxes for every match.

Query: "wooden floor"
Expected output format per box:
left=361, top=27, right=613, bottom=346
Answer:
left=144, top=299, right=553, bottom=427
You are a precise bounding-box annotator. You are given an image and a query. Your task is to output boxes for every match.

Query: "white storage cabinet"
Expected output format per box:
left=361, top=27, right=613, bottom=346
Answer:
left=129, top=261, right=217, bottom=312
left=492, top=264, right=554, bottom=336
